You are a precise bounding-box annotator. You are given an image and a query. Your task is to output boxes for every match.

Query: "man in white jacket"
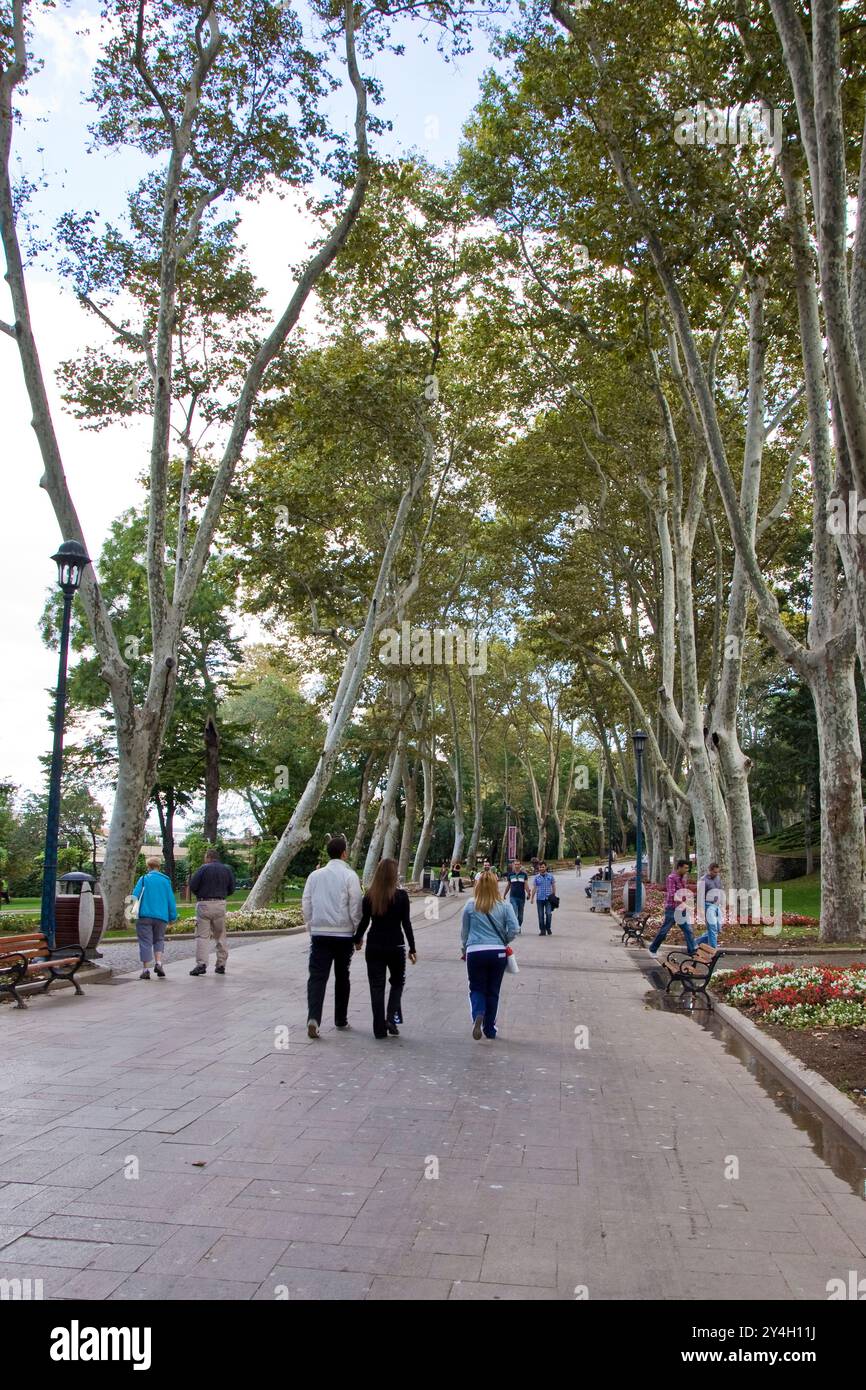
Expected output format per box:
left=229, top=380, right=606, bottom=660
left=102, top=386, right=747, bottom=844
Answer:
left=302, top=835, right=363, bottom=1039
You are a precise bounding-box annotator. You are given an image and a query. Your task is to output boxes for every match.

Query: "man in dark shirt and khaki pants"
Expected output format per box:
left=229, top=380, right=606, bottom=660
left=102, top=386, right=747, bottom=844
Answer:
left=188, top=848, right=236, bottom=976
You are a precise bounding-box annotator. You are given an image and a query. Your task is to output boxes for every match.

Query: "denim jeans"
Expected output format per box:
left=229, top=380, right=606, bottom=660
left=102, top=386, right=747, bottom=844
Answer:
left=695, top=904, right=722, bottom=949
left=510, top=895, right=525, bottom=931
left=466, top=948, right=507, bottom=1038
left=649, top=905, right=696, bottom=955
left=536, top=898, right=553, bottom=934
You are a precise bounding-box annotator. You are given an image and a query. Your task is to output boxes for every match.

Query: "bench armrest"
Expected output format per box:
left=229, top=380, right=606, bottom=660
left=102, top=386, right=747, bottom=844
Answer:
left=0, top=952, right=27, bottom=976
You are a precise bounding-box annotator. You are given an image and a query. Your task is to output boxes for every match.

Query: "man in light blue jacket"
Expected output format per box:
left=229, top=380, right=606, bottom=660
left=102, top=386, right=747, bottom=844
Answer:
left=131, top=858, right=177, bottom=981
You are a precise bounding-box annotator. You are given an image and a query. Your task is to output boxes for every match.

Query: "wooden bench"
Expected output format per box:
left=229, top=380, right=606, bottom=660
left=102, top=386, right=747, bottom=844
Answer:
left=659, top=943, right=725, bottom=1010
left=620, top=911, right=656, bottom=946
left=0, top=934, right=86, bottom=1009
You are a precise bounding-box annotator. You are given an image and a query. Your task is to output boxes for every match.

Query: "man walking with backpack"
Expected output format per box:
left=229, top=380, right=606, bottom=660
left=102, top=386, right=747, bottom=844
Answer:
left=302, top=835, right=363, bottom=1038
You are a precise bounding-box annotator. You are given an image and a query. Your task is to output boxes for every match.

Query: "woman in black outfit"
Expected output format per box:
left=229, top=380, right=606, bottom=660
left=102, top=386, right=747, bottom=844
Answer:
left=354, top=858, right=417, bottom=1039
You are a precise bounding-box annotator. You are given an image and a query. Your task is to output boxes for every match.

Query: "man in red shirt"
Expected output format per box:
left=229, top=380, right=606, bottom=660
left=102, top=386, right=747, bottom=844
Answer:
left=647, top=859, right=696, bottom=957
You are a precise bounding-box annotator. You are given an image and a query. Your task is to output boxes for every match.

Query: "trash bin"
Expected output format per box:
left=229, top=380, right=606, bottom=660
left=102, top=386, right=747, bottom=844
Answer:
left=56, top=872, right=104, bottom=952
left=422, top=870, right=432, bottom=891
left=623, top=878, right=648, bottom=914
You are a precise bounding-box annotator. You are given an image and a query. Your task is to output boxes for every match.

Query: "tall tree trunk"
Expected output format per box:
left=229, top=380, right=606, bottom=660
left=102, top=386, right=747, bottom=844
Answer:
left=349, top=751, right=379, bottom=869
left=244, top=428, right=436, bottom=910
left=363, top=742, right=403, bottom=885
left=709, top=286, right=764, bottom=897
left=397, top=755, right=418, bottom=882
left=465, top=675, right=484, bottom=862
left=412, top=745, right=437, bottom=884
left=447, top=674, right=465, bottom=862
left=203, top=714, right=220, bottom=843
left=153, top=787, right=177, bottom=887
left=809, top=646, right=866, bottom=940
left=97, top=708, right=175, bottom=938
left=382, top=801, right=401, bottom=862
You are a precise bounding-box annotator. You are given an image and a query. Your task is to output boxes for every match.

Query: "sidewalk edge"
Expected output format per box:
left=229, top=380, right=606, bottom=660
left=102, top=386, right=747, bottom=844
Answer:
left=711, top=996, right=866, bottom=1151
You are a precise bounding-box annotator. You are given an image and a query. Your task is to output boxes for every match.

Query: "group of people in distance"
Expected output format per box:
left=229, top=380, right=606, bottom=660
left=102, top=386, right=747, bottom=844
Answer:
left=301, top=839, right=566, bottom=1042
left=501, top=859, right=558, bottom=935
left=130, top=841, right=726, bottom=1041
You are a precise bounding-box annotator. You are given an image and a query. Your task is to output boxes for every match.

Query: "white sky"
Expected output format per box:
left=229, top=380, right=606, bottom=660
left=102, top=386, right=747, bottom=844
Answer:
left=0, top=2, right=498, bottom=817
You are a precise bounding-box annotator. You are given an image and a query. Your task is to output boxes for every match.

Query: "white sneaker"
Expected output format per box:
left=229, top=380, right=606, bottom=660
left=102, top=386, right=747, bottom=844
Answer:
left=307, top=1019, right=320, bottom=1039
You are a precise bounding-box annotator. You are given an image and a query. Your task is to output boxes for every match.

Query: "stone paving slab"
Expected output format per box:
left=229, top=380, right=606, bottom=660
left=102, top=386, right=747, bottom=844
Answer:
left=1, top=877, right=866, bottom=1300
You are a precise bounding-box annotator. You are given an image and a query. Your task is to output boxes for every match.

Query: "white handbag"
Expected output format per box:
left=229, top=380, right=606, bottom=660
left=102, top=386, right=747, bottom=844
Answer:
left=123, top=893, right=141, bottom=925
left=486, top=911, right=519, bottom=973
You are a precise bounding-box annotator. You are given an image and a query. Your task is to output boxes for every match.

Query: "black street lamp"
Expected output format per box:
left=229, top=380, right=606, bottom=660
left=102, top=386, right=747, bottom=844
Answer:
left=41, top=541, right=90, bottom=947
left=632, top=729, right=647, bottom=913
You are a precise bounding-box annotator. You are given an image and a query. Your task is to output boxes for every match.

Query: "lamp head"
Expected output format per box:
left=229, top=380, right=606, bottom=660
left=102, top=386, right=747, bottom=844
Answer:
left=632, top=729, right=648, bottom=757
left=52, top=540, right=90, bottom=595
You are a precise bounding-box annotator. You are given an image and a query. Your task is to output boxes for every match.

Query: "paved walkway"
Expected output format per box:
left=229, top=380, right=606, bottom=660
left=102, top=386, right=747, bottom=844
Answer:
left=94, top=932, right=265, bottom=978
left=1, top=877, right=865, bottom=1300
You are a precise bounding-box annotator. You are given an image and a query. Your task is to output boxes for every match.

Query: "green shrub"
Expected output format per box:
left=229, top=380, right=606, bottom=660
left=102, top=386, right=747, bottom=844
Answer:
left=0, top=912, right=41, bottom=932
left=166, top=906, right=303, bottom=934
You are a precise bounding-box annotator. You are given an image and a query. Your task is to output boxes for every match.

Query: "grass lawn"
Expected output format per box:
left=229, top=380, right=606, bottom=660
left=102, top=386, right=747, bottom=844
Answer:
left=762, top=872, right=821, bottom=920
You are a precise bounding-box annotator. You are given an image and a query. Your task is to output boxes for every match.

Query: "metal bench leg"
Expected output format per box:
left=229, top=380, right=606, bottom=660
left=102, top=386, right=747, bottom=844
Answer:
left=10, top=986, right=28, bottom=1009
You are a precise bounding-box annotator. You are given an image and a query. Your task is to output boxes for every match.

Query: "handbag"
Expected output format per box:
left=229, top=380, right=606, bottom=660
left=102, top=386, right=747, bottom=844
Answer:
left=549, top=894, right=560, bottom=910
left=124, top=893, right=141, bottom=925
left=485, top=912, right=519, bottom=974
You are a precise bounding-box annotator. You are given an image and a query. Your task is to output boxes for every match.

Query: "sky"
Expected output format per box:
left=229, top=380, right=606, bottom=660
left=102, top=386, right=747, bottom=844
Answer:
left=0, top=1, right=505, bottom=812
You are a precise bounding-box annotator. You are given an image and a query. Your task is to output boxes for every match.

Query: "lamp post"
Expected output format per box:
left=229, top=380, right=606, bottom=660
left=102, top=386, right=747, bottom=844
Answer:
left=632, top=729, right=647, bottom=914
left=41, top=541, right=90, bottom=948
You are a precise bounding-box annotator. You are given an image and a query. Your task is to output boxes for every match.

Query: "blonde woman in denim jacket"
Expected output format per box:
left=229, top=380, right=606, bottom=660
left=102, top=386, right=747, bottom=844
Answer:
left=460, top=870, right=518, bottom=1040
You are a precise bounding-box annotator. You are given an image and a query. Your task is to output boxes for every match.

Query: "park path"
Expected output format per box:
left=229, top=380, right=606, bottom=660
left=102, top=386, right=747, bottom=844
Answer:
left=1, top=875, right=865, bottom=1300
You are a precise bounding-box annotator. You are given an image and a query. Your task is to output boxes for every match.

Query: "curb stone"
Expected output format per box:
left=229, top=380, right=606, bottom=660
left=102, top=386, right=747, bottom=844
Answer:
left=614, top=917, right=866, bottom=1153
left=711, top=995, right=866, bottom=1152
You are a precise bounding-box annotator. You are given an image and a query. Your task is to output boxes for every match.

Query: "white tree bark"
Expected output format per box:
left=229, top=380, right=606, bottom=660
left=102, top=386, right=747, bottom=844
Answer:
left=411, top=680, right=437, bottom=883
left=0, top=1, right=374, bottom=934
left=465, top=674, right=485, bottom=862
left=446, top=672, right=466, bottom=863
left=244, top=433, right=436, bottom=909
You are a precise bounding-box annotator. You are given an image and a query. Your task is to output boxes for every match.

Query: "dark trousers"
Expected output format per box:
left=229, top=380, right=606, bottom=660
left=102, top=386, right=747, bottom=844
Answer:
left=365, top=945, right=406, bottom=1038
left=536, top=898, right=553, bottom=934
left=511, top=895, right=525, bottom=929
left=307, top=936, right=354, bottom=1026
left=466, top=949, right=507, bottom=1038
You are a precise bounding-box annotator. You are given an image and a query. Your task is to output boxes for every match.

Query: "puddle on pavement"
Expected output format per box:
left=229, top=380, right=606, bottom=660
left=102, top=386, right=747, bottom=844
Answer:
left=642, top=972, right=866, bottom=1201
